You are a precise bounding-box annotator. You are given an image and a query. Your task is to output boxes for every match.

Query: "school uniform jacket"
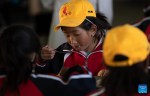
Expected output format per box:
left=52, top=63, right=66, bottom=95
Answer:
left=132, top=16, right=150, bottom=42
left=0, top=65, right=97, bottom=96
left=36, top=38, right=106, bottom=76
left=63, top=38, right=106, bottom=76
left=132, top=16, right=150, bottom=72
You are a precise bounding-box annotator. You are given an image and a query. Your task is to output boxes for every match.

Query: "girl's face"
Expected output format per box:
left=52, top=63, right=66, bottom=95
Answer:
left=61, top=26, right=97, bottom=52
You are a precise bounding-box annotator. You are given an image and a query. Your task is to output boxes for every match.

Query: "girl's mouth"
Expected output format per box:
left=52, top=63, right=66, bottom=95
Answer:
left=75, top=45, right=80, bottom=48
left=74, top=45, right=81, bottom=51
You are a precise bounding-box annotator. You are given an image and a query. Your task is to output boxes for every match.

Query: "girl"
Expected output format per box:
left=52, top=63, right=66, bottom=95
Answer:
left=37, top=0, right=111, bottom=77
left=88, top=24, right=150, bottom=96
left=0, top=25, right=97, bottom=96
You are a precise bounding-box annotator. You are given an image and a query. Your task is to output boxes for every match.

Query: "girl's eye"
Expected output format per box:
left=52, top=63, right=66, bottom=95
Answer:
left=75, top=34, right=80, bottom=36
left=65, top=35, right=70, bottom=37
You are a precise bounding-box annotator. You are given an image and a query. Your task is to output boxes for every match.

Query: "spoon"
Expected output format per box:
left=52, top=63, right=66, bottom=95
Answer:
left=54, top=49, right=73, bottom=54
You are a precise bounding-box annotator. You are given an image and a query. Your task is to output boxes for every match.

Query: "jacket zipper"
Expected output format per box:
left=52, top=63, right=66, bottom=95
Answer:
left=84, top=50, right=103, bottom=68
left=73, top=50, right=103, bottom=68
left=85, top=56, right=88, bottom=67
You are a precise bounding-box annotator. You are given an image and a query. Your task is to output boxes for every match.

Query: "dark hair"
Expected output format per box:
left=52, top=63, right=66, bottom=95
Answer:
left=0, top=25, right=41, bottom=96
left=79, top=13, right=111, bottom=42
left=101, top=55, right=150, bottom=96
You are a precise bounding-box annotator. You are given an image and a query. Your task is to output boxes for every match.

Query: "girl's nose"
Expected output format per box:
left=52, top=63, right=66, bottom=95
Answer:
left=73, top=41, right=77, bottom=43
left=69, top=36, right=77, bottom=44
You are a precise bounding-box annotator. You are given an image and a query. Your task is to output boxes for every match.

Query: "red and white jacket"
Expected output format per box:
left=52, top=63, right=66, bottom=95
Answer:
left=0, top=65, right=97, bottom=96
left=63, top=38, right=106, bottom=76
left=36, top=38, right=106, bottom=76
left=132, top=16, right=150, bottom=68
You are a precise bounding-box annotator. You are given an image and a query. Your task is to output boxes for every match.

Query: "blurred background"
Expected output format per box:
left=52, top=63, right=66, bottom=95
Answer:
left=0, top=0, right=149, bottom=47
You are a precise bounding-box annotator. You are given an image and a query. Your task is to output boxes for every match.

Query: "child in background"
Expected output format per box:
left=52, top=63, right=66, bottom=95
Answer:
left=88, top=24, right=150, bottom=96
left=132, top=3, right=150, bottom=74
left=37, top=0, right=111, bottom=77
left=0, top=25, right=97, bottom=96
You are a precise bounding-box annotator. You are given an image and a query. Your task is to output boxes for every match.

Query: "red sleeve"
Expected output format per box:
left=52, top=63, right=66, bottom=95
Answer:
left=100, top=58, right=107, bottom=70
left=36, top=60, right=46, bottom=67
left=99, top=52, right=107, bottom=70
left=96, top=53, right=107, bottom=76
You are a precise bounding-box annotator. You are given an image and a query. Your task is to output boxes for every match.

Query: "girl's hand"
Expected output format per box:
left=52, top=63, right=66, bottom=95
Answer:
left=98, top=69, right=109, bottom=77
left=41, top=45, right=55, bottom=61
left=100, top=70, right=109, bottom=77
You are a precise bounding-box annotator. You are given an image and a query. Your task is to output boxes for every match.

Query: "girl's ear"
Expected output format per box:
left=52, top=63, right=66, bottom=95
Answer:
left=90, top=24, right=97, bottom=36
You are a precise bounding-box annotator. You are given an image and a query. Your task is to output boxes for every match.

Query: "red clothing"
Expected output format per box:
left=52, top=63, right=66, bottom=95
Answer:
left=132, top=16, right=150, bottom=43
left=0, top=65, right=97, bottom=96
left=64, top=39, right=106, bottom=76
left=132, top=16, right=150, bottom=67
left=0, top=75, right=43, bottom=96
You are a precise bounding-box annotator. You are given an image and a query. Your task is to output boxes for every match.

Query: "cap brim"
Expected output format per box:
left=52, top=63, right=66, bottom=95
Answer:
left=54, top=17, right=85, bottom=32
